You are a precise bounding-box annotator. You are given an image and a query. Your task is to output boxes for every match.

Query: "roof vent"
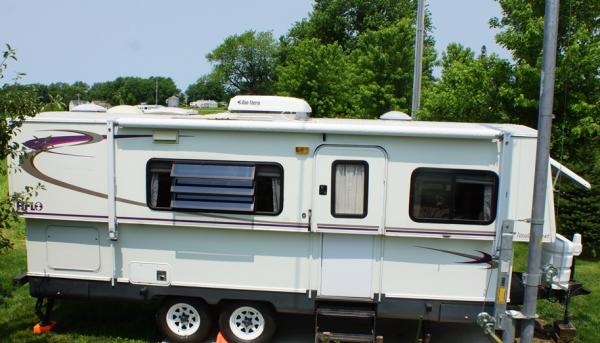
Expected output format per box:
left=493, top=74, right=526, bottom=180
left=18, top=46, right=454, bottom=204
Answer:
left=228, top=95, right=311, bottom=120
left=380, top=111, right=412, bottom=121
left=70, top=103, right=107, bottom=113
left=107, top=105, right=143, bottom=114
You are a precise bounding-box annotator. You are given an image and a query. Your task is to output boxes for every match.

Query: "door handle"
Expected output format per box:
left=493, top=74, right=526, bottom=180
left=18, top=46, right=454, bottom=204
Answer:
left=319, top=185, right=328, bottom=195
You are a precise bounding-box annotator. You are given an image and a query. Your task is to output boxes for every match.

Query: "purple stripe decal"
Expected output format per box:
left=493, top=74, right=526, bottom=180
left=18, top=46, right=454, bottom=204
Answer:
left=120, top=216, right=307, bottom=229
left=18, top=212, right=493, bottom=236
left=317, top=223, right=379, bottom=229
left=22, top=130, right=149, bottom=207
left=317, top=225, right=379, bottom=232
left=385, top=228, right=494, bottom=237
left=114, top=134, right=153, bottom=139
left=19, top=211, right=307, bottom=229
left=23, top=132, right=152, bottom=151
left=19, top=212, right=108, bottom=219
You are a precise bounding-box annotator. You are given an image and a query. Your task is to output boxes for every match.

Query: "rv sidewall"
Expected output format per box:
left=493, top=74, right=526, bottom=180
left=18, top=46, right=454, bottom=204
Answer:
left=218, top=302, right=276, bottom=343
left=156, top=297, right=212, bottom=343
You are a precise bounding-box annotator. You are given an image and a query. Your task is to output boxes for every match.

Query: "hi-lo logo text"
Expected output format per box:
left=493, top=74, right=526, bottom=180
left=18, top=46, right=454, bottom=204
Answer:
left=16, top=201, right=44, bottom=212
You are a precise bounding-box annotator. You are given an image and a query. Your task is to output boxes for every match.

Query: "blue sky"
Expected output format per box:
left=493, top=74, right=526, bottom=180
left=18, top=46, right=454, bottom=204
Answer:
left=1, top=0, right=510, bottom=91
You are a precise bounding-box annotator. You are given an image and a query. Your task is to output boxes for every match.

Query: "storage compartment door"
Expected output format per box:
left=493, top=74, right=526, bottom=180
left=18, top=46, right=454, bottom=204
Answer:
left=46, top=226, right=100, bottom=272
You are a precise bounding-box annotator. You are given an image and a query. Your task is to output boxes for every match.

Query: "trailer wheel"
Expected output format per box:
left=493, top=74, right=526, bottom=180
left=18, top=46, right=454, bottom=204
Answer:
left=157, top=297, right=212, bottom=343
left=218, top=302, right=276, bottom=343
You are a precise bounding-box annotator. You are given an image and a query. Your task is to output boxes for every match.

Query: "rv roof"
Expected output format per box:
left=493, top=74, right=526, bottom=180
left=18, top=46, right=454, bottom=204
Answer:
left=28, top=110, right=537, bottom=140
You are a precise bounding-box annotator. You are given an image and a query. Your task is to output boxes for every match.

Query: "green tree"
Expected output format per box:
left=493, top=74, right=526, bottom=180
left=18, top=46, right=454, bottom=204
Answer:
left=40, top=93, right=66, bottom=112
left=206, top=31, right=278, bottom=95
left=491, top=0, right=600, bottom=255
left=0, top=44, right=42, bottom=253
left=88, top=77, right=180, bottom=106
left=287, top=0, right=421, bottom=49
left=185, top=74, right=227, bottom=102
left=88, top=80, right=116, bottom=103
left=279, top=0, right=436, bottom=117
left=350, top=19, right=436, bottom=117
left=45, top=81, right=89, bottom=104
left=420, top=43, right=514, bottom=123
left=276, top=39, right=355, bottom=116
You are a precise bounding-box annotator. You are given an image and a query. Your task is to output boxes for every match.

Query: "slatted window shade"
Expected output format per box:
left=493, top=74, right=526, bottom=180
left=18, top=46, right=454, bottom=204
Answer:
left=148, top=160, right=283, bottom=215
left=170, top=163, right=256, bottom=212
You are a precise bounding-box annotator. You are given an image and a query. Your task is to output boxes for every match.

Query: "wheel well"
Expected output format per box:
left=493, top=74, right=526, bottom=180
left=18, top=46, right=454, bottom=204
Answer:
left=217, top=299, right=277, bottom=313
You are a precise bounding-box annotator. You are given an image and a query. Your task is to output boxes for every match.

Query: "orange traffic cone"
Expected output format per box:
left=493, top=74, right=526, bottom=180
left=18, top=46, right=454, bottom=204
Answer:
left=216, top=332, right=230, bottom=343
left=33, top=321, right=56, bottom=334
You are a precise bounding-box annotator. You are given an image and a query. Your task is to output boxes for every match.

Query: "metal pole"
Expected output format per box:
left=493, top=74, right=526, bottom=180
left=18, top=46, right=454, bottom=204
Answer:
left=411, top=0, right=426, bottom=119
left=520, top=0, right=560, bottom=342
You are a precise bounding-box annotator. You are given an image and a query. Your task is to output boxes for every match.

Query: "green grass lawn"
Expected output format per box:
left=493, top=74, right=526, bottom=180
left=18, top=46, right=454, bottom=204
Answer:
left=1, top=170, right=598, bottom=342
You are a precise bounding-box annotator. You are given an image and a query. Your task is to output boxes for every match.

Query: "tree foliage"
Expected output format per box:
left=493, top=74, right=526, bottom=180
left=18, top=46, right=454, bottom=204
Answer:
left=287, top=0, right=421, bottom=49
left=350, top=18, right=435, bottom=116
left=276, top=0, right=435, bottom=117
left=206, top=31, right=278, bottom=95
left=185, top=74, right=227, bottom=102
left=490, top=0, right=600, bottom=256
left=88, top=76, right=180, bottom=106
left=0, top=77, right=180, bottom=109
left=277, top=39, right=355, bottom=116
left=420, top=44, right=514, bottom=123
left=0, top=44, right=41, bottom=253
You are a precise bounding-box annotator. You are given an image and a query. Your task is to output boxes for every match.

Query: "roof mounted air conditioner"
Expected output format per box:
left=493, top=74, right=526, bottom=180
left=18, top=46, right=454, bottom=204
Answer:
left=228, top=95, right=312, bottom=120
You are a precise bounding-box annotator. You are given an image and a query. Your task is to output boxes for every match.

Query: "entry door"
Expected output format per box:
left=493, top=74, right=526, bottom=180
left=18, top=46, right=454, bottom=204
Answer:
left=312, top=145, right=387, bottom=298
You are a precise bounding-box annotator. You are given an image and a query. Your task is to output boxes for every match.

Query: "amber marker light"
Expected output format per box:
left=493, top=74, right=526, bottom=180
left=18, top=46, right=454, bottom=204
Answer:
left=295, top=146, right=310, bottom=155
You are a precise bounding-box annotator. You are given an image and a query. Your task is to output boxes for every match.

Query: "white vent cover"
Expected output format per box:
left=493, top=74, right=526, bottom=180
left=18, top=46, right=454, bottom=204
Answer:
left=228, top=95, right=311, bottom=118
left=70, top=103, right=107, bottom=112
left=107, top=105, right=143, bottom=114
left=380, top=111, right=412, bottom=121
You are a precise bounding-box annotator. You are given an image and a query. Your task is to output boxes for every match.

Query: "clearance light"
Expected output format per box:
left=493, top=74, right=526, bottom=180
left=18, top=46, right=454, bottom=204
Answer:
left=295, top=147, right=310, bottom=155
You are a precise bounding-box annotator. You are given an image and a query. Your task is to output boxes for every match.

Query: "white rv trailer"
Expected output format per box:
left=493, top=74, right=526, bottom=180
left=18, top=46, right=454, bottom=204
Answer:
left=9, top=95, right=587, bottom=343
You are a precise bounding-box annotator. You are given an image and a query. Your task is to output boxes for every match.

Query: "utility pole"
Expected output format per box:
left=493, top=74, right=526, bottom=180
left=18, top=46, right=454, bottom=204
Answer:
left=411, top=0, right=426, bottom=119
left=155, top=79, right=158, bottom=105
left=520, top=0, right=560, bottom=342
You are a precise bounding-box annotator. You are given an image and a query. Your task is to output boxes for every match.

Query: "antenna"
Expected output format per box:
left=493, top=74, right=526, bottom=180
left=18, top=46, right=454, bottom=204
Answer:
left=411, top=0, right=426, bottom=120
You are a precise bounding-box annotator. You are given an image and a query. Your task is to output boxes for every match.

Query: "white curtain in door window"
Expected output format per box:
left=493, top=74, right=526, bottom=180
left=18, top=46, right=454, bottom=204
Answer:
left=334, top=163, right=365, bottom=215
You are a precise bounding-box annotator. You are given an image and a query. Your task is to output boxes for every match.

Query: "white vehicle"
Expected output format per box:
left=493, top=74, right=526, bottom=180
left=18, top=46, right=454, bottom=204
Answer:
left=9, top=96, right=589, bottom=342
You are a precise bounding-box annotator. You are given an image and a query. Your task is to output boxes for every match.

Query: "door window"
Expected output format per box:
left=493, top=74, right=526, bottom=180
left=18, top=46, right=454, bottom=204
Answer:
left=331, top=161, right=368, bottom=218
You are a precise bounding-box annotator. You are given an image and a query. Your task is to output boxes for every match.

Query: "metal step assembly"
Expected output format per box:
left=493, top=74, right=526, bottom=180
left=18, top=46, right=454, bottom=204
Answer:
left=315, top=303, right=382, bottom=343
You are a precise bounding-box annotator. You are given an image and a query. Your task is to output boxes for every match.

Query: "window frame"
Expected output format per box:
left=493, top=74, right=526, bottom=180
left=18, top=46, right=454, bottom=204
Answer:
left=146, top=158, right=284, bottom=216
left=409, top=167, right=499, bottom=225
left=330, top=160, right=369, bottom=219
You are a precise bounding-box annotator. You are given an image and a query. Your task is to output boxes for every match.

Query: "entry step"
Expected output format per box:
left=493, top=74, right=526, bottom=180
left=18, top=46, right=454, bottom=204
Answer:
left=316, top=307, right=376, bottom=318
left=317, top=332, right=375, bottom=342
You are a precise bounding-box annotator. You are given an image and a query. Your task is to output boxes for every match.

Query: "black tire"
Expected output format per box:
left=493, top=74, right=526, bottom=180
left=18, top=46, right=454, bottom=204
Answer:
left=156, top=297, right=212, bottom=343
left=218, top=302, right=276, bottom=343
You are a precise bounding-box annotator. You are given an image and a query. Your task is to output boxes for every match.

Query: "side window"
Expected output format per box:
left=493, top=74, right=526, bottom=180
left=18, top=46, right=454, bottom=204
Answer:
left=331, top=160, right=368, bottom=218
left=147, top=160, right=283, bottom=215
left=410, top=168, right=498, bottom=225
